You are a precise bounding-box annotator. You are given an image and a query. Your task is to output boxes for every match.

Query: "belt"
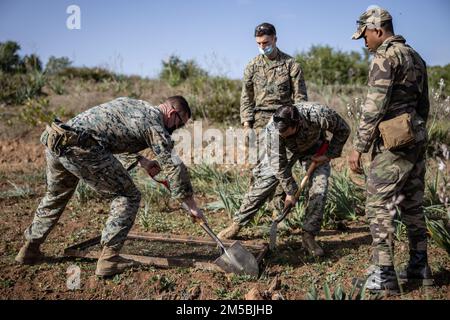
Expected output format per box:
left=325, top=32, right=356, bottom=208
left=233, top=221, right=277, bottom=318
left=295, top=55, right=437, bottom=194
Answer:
left=42, top=120, right=98, bottom=156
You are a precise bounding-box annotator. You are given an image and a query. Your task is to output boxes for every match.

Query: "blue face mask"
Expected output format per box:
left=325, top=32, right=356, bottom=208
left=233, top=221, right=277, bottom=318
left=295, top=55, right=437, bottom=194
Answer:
left=259, top=45, right=274, bottom=56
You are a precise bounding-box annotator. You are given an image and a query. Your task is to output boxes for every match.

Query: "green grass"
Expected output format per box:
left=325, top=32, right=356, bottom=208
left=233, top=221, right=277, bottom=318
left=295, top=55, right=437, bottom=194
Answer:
left=0, top=180, right=35, bottom=199
left=74, top=180, right=99, bottom=204
left=306, top=281, right=368, bottom=300
left=148, top=275, right=176, bottom=293
left=214, top=287, right=243, bottom=300
left=426, top=217, right=450, bottom=254
left=288, top=169, right=365, bottom=229
left=324, top=169, right=365, bottom=223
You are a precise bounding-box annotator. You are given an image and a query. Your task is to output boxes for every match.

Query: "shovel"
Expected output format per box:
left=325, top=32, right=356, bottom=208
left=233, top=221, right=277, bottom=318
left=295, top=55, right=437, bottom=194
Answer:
left=269, top=141, right=329, bottom=250
left=146, top=171, right=259, bottom=277
left=181, top=203, right=259, bottom=277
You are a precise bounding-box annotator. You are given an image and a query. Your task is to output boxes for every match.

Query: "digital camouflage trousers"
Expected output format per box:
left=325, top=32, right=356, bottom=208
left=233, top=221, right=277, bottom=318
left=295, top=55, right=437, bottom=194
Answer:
left=24, top=145, right=141, bottom=250
left=234, top=151, right=330, bottom=236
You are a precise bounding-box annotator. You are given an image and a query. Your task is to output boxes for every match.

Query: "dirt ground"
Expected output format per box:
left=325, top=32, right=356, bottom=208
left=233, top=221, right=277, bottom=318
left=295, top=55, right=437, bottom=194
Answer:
left=0, top=128, right=449, bottom=300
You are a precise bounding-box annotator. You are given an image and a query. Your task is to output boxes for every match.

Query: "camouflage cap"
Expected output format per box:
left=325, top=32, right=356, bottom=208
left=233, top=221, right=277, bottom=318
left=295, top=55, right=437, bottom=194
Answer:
left=352, top=6, right=392, bottom=40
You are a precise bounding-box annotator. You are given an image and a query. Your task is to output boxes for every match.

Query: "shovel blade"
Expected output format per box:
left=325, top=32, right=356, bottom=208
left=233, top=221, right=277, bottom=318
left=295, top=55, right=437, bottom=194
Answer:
left=214, top=241, right=259, bottom=277
left=269, top=221, right=278, bottom=250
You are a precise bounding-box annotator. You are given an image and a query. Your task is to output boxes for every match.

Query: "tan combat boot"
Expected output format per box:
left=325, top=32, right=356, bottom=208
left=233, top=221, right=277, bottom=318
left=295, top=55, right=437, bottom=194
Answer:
left=217, top=222, right=241, bottom=240
left=302, top=232, right=324, bottom=257
left=15, top=241, right=43, bottom=265
left=95, top=246, right=139, bottom=277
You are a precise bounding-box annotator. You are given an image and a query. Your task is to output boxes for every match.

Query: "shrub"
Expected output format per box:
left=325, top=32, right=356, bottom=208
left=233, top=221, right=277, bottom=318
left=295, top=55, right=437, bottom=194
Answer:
left=185, top=76, right=241, bottom=123
left=0, top=41, right=22, bottom=73
left=0, top=70, right=46, bottom=105
left=324, top=169, right=365, bottom=223
left=22, top=54, right=42, bottom=72
left=47, top=76, right=66, bottom=95
left=58, top=66, right=116, bottom=82
left=429, top=65, right=450, bottom=96
left=295, top=45, right=369, bottom=85
left=45, top=56, right=72, bottom=75
left=160, top=55, right=208, bottom=87
left=19, top=97, right=67, bottom=126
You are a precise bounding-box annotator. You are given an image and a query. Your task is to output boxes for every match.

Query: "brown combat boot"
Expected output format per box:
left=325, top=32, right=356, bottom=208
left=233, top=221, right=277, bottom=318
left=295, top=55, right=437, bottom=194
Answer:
left=302, top=232, right=324, bottom=257
left=217, top=222, right=241, bottom=240
left=95, top=246, right=139, bottom=277
left=15, top=241, right=43, bottom=265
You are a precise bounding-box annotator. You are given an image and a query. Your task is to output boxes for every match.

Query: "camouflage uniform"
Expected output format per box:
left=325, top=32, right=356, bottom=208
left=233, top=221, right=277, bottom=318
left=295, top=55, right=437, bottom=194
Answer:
left=234, top=102, right=350, bottom=235
left=240, top=48, right=308, bottom=128
left=24, top=97, right=193, bottom=250
left=353, top=34, right=430, bottom=267
left=241, top=49, right=308, bottom=205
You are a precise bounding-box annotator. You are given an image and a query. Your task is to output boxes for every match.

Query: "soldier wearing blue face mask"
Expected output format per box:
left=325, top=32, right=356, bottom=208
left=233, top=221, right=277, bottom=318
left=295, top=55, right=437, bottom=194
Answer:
left=240, top=22, right=308, bottom=130
left=228, top=23, right=312, bottom=249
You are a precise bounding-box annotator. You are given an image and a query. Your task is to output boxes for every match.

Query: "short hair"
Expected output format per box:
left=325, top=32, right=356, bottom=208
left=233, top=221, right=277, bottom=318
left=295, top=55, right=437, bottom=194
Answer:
left=254, top=23, right=276, bottom=37
left=381, top=20, right=394, bottom=34
left=166, top=95, right=191, bottom=118
left=273, top=105, right=300, bottom=133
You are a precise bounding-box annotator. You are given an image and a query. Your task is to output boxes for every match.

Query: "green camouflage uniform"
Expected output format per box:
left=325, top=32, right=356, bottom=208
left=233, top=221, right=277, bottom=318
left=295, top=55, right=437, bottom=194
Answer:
left=240, top=48, right=308, bottom=128
left=234, top=102, right=350, bottom=235
left=241, top=48, right=308, bottom=204
left=24, top=97, right=193, bottom=250
left=353, top=35, right=430, bottom=267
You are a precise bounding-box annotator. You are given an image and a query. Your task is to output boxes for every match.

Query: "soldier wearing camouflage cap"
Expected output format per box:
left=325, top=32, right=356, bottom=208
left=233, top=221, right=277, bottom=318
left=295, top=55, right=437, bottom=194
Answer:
left=348, top=6, right=433, bottom=293
left=15, top=96, right=205, bottom=277
left=241, top=22, right=308, bottom=130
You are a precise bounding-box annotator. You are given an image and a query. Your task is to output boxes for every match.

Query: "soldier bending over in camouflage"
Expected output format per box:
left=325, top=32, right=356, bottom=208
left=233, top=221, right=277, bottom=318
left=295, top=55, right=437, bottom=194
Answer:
left=15, top=96, right=204, bottom=277
left=241, top=22, right=309, bottom=229
left=219, top=103, right=350, bottom=257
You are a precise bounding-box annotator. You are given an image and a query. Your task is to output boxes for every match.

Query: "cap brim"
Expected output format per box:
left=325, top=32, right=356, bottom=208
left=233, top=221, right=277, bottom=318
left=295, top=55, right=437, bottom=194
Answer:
left=351, top=25, right=366, bottom=40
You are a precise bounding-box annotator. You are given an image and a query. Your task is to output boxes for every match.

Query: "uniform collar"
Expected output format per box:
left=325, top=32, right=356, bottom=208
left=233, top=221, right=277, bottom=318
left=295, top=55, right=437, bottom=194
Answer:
left=377, top=35, right=406, bottom=54
left=258, top=48, right=287, bottom=68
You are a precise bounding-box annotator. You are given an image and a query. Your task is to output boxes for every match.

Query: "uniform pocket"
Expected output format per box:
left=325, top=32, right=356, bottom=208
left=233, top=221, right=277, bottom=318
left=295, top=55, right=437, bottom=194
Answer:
left=367, top=152, right=401, bottom=196
left=253, top=73, right=266, bottom=87
left=276, top=73, right=290, bottom=94
left=378, top=113, right=416, bottom=150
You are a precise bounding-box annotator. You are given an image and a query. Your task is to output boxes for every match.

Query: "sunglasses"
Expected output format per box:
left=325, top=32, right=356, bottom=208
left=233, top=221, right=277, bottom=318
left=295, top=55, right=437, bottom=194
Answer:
left=255, top=25, right=275, bottom=36
left=274, top=116, right=297, bottom=132
left=273, top=106, right=297, bottom=123
left=171, top=105, right=186, bottom=129
left=273, top=116, right=286, bottom=123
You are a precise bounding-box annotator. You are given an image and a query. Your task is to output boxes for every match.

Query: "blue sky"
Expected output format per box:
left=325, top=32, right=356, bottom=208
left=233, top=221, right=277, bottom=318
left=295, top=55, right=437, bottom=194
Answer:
left=1, top=0, right=449, bottom=79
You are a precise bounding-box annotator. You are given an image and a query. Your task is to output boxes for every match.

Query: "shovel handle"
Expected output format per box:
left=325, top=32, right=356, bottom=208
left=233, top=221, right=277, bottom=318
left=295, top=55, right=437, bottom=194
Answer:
left=300, top=162, right=318, bottom=189
left=180, top=202, right=227, bottom=253
left=198, top=221, right=228, bottom=253
left=275, top=141, right=329, bottom=223
left=156, top=177, right=230, bottom=256
left=300, top=141, right=329, bottom=189
left=274, top=181, right=303, bottom=223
